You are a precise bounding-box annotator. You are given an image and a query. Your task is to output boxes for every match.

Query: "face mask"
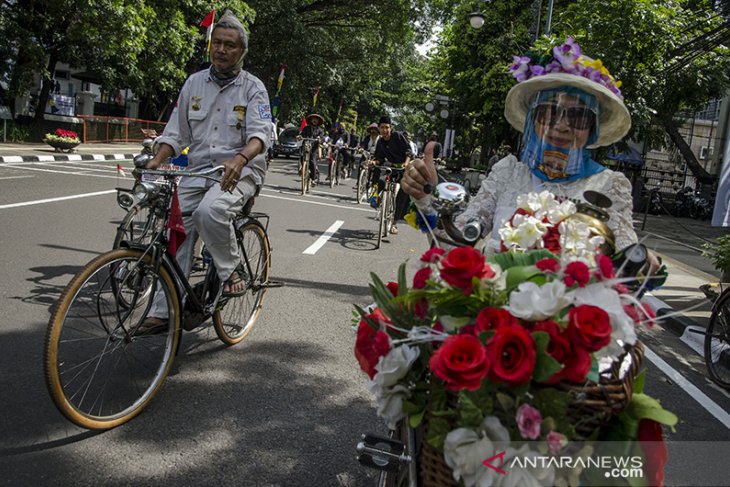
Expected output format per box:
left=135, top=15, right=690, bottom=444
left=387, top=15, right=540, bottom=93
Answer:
left=520, top=87, right=605, bottom=183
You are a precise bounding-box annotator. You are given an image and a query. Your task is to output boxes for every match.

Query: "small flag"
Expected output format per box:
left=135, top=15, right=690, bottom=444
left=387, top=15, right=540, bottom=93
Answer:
left=117, top=164, right=126, bottom=177
left=312, top=85, right=321, bottom=108
left=200, top=9, right=215, bottom=27
left=200, top=9, right=216, bottom=62
left=166, top=190, right=187, bottom=257
left=300, top=116, right=308, bottom=131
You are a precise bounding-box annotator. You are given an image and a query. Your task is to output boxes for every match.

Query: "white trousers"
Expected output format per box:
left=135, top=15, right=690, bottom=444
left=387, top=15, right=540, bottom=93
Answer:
left=148, top=176, right=258, bottom=318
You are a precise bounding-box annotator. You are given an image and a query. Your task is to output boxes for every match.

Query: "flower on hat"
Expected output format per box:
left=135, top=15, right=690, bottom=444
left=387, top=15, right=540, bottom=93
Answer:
left=508, top=36, right=624, bottom=99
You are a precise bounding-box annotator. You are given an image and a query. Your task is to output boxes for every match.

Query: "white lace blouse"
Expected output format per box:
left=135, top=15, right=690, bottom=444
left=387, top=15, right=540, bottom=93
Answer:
left=417, top=157, right=638, bottom=252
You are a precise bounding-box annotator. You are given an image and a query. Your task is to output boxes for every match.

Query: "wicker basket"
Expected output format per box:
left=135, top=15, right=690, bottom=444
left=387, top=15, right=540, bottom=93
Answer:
left=415, top=341, right=645, bottom=487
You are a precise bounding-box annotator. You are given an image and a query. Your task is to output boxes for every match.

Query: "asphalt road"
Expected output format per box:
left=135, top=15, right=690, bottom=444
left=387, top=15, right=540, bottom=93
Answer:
left=0, top=157, right=728, bottom=486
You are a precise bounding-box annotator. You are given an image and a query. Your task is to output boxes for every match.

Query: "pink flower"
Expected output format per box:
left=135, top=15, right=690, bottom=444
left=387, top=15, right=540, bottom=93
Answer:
left=546, top=431, right=568, bottom=453
left=516, top=403, right=542, bottom=440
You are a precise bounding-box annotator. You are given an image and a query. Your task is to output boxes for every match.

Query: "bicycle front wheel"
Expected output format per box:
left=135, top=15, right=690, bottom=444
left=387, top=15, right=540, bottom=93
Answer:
left=112, top=205, right=160, bottom=249
left=214, top=221, right=271, bottom=345
left=301, top=154, right=309, bottom=195
left=377, top=190, right=390, bottom=249
left=44, top=249, right=181, bottom=429
left=705, top=291, right=730, bottom=388
left=356, top=167, right=368, bottom=204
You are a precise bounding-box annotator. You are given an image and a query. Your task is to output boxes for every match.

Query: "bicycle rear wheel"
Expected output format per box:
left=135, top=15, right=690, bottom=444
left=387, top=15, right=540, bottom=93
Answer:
left=44, top=249, right=180, bottom=429
left=214, top=220, right=271, bottom=345
left=705, top=291, right=730, bottom=388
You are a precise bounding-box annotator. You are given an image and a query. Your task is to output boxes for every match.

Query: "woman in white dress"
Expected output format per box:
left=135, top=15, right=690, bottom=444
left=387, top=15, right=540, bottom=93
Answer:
left=402, top=38, right=642, bottom=254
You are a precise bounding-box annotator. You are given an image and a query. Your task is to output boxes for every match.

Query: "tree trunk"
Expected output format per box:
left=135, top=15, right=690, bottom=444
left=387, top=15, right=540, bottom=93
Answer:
left=34, top=52, right=60, bottom=125
left=658, top=115, right=713, bottom=184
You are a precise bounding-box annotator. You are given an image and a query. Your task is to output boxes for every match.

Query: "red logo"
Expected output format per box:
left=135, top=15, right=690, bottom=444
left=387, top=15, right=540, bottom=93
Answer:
left=482, top=451, right=507, bottom=475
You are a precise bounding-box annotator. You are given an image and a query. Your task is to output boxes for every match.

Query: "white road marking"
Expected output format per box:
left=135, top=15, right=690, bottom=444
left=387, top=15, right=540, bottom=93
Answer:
left=1, top=156, right=23, bottom=163
left=644, top=345, right=730, bottom=430
left=0, top=190, right=116, bottom=209
left=260, top=192, right=373, bottom=212
left=37, top=161, right=124, bottom=173
left=303, top=220, right=344, bottom=255
left=0, top=164, right=131, bottom=180
left=0, top=175, right=34, bottom=180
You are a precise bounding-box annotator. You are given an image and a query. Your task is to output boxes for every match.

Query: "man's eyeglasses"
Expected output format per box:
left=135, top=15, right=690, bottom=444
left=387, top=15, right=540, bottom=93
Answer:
left=533, top=103, right=596, bottom=130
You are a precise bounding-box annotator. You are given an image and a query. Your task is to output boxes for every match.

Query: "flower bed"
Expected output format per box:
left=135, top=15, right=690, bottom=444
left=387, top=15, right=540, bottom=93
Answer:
left=44, top=128, right=81, bottom=152
left=354, top=191, right=676, bottom=486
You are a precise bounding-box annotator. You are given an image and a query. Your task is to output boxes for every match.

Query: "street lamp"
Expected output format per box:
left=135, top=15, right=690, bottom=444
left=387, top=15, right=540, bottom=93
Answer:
left=468, top=0, right=486, bottom=29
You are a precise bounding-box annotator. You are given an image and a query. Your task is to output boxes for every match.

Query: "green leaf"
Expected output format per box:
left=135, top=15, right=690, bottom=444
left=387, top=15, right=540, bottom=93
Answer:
left=531, top=331, right=562, bottom=382
left=495, top=391, right=515, bottom=412
left=505, top=266, right=544, bottom=291
left=624, top=393, right=679, bottom=428
left=457, top=392, right=485, bottom=428
left=397, top=262, right=408, bottom=296
left=409, top=409, right=425, bottom=428
left=633, top=369, right=646, bottom=394
left=425, top=417, right=451, bottom=451
left=586, top=357, right=600, bottom=384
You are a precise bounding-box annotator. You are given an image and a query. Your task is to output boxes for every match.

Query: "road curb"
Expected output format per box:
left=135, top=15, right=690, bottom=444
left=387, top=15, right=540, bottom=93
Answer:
left=642, top=293, right=702, bottom=337
left=0, top=153, right=136, bottom=163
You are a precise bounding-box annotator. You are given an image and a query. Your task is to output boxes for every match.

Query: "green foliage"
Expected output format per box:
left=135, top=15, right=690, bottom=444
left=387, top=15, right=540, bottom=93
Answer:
left=702, top=234, right=730, bottom=273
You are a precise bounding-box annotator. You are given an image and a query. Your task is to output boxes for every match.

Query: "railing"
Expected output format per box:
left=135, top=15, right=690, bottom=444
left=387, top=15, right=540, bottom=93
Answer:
left=78, top=115, right=166, bottom=144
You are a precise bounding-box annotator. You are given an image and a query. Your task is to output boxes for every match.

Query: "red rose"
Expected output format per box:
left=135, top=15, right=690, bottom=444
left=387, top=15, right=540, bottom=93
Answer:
left=430, top=334, right=490, bottom=390
left=563, top=261, right=591, bottom=287
left=354, top=309, right=391, bottom=379
left=420, top=247, right=445, bottom=263
left=624, top=303, right=656, bottom=328
left=532, top=320, right=571, bottom=384
left=562, top=346, right=591, bottom=383
left=476, top=307, right=518, bottom=333
left=568, top=305, right=612, bottom=352
left=386, top=281, right=399, bottom=296
left=413, top=267, right=432, bottom=289
left=487, top=325, right=536, bottom=386
left=596, top=254, right=615, bottom=279
left=439, top=247, right=494, bottom=292
left=542, top=225, right=562, bottom=253
left=414, top=298, right=429, bottom=318
left=536, top=258, right=560, bottom=273
left=638, top=419, right=668, bottom=487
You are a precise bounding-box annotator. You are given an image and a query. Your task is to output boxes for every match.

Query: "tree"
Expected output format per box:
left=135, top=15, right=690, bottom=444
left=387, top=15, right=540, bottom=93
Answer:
left=551, top=0, right=730, bottom=183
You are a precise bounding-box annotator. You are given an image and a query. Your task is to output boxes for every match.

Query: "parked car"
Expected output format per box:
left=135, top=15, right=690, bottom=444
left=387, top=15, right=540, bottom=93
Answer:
left=272, top=127, right=301, bottom=158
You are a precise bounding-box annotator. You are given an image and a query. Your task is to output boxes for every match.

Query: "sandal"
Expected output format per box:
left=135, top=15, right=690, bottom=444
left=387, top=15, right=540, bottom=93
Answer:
left=223, top=266, right=247, bottom=297
left=135, top=317, right=167, bottom=336
left=390, top=224, right=399, bottom=235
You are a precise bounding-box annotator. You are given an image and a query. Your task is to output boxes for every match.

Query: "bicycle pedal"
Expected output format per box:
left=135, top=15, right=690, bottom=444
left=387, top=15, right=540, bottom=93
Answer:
left=356, top=433, right=409, bottom=472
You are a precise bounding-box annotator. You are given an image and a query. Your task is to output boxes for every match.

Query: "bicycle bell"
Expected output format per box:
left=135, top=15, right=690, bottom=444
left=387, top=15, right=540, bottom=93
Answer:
left=568, top=190, right=616, bottom=255
left=432, top=182, right=468, bottom=215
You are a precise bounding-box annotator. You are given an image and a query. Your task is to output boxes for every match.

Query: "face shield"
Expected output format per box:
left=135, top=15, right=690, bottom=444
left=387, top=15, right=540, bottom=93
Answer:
left=520, top=87, right=604, bottom=182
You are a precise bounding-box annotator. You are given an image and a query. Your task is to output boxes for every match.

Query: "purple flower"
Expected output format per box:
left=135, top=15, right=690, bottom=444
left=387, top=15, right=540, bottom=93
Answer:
left=545, top=60, right=563, bottom=73
left=509, top=56, right=532, bottom=81
left=584, top=67, right=602, bottom=83
left=546, top=431, right=568, bottom=453
left=530, top=64, right=546, bottom=76
left=552, top=37, right=581, bottom=72
left=516, top=403, right=542, bottom=440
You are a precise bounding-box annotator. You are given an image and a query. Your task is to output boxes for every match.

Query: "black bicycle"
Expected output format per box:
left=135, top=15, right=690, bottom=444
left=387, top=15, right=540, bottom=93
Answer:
left=374, top=166, right=403, bottom=249
left=704, top=284, right=730, bottom=388
left=44, top=163, right=281, bottom=429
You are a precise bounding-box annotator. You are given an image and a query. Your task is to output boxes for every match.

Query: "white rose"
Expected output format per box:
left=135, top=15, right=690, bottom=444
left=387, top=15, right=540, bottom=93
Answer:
left=507, top=281, right=569, bottom=321
left=367, top=382, right=409, bottom=429
left=495, top=444, right=555, bottom=487
left=373, top=345, right=420, bottom=388
left=444, top=416, right=511, bottom=487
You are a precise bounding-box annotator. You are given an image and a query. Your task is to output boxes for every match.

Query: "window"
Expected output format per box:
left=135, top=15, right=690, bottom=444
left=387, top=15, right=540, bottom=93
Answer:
left=55, top=70, right=70, bottom=80
left=699, top=146, right=714, bottom=160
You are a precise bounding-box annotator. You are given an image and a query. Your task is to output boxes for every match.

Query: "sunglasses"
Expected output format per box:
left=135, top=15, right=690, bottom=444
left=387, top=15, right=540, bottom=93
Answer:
left=533, top=103, right=597, bottom=130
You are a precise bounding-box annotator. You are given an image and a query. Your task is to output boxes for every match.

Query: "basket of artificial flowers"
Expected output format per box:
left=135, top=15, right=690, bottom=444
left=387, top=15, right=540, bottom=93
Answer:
left=354, top=191, right=676, bottom=487
left=44, top=128, right=81, bottom=152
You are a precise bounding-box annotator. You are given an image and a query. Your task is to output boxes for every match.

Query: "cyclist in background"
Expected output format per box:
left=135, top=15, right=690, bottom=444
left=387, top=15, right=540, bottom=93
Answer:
left=373, top=115, right=413, bottom=235
left=300, top=113, right=325, bottom=185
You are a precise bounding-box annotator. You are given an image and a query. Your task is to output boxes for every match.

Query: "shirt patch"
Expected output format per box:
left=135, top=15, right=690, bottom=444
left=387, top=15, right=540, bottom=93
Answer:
left=258, top=105, right=271, bottom=119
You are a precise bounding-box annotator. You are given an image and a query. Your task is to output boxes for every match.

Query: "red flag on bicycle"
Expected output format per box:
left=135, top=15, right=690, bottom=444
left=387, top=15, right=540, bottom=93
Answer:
left=166, top=189, right=186, bottom=257
left=300, top=116, right=308, bottom=131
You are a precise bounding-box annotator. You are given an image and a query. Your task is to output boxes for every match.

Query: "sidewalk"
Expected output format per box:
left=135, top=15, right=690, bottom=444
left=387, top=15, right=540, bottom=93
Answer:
left=635, top=212, right=727, bottom=341
left=0, top=141, right=140, bottom=163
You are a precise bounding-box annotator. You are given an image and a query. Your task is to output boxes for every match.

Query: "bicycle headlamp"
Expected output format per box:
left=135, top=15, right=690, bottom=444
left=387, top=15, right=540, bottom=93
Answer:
left=132, top=182, right=160, bottom=204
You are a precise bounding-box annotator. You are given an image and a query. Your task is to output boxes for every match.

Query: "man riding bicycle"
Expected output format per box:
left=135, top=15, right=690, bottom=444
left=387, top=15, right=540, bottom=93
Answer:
left=299, top=113, right=325, bottom=185
left=143, top=10, right=270, bottom=330
left=372, top=115, right=413, bottom=234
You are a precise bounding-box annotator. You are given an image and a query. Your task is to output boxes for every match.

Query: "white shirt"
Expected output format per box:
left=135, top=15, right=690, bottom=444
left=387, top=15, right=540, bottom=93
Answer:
left=156, top=68, right=271, bottom=187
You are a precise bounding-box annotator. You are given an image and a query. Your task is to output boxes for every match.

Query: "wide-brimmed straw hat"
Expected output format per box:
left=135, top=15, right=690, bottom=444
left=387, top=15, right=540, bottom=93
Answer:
left=307, top=113, right=325, bottom=124
left=504, top=39, right=631, bottom=149
left=367, top=123, right=379, bottom=132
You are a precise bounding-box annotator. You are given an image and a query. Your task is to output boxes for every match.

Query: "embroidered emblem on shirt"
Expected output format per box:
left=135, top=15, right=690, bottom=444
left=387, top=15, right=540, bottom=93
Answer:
left=258, top=105, right=271, bottom=119
left=233, top=105, right=247, bottom=129
left=191, top=96, right=202, bottom=111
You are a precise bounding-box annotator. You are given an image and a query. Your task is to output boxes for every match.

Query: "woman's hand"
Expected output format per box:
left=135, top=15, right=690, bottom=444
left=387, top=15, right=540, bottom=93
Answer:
left=400, top=140, right=439, bottom=200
